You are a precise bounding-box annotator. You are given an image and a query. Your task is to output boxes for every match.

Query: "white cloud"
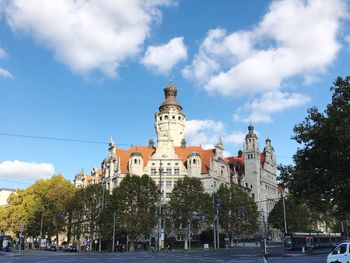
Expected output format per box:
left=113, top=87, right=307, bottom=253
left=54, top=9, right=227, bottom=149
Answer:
left=234, top=91, right=311, bottom=123
left=0, top=48, right=7, bottom=59
left=0, top=0, right=174, bottom=77
left=0, top=67, right=12, bottom=78
left=0, top=48, right=12, bottom=78
left=184, top=0, right=347, bottom=96
left=0, top=160, right=54, bottom=182
left=141, top=37, right=187, bottom=74
left=185, top=119, right=245, bottom=153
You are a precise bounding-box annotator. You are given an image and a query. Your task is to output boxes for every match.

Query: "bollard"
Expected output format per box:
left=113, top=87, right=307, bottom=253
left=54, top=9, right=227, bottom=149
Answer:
left=302, top=246, right=305, bottom=253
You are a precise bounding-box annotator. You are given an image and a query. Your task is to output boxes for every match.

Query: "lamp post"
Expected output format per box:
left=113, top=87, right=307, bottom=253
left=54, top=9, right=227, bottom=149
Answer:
left=216, top=200, right=221, bottom=249
left=39, top=212, right=43, bottom=250
left=158, top=161, right=163, bottom=252
left=112, top=211, right=116, bottom=252
left=213, top=194, right=217, bottom=250
left=282, top=192, right=288, bottom=234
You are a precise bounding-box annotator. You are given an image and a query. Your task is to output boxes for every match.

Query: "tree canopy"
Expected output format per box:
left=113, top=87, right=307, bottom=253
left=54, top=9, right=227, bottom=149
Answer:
left=167, top=176, right=211, bottom=248
left=0, top=175, right=75, bottom=243
left=268, top=197, right=316, bottom=233
left=216, top=184, right=258, bottom=240
left=111, top=174, right=158, bottom=251
left=282, top=76, right=350, bottom=215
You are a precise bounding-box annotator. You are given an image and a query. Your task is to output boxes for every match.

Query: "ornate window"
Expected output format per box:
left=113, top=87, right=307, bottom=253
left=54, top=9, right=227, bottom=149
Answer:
left=174, top=168, right=179, bottom=175
left=151, top=168, right=157, bottom=176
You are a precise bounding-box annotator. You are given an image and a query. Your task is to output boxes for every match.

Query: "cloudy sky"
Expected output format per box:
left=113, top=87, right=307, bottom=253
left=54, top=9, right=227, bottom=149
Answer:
left=0, top=0, right=349, bottom=188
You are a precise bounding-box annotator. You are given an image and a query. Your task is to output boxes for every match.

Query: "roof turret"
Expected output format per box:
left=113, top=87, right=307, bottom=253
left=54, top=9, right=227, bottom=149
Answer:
left=159, top=80, right=183, bottom=112
left=246, top=122, right=257, bottom=139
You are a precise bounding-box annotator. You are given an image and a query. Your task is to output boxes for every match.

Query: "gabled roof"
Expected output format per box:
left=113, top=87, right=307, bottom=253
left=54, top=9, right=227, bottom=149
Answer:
left=115, top=146, right=156, bottom=174
left=174, top=146, right=215, bottom=174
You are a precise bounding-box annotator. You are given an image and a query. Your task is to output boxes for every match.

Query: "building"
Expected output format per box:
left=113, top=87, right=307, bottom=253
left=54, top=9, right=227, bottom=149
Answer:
left=0, top=188, right=16, bottom=207
left=74, top=82, right=279, bottom=236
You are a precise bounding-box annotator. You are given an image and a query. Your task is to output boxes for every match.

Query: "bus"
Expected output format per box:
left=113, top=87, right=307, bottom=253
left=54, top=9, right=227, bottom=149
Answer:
left=284, top=232, right=342, bottom=250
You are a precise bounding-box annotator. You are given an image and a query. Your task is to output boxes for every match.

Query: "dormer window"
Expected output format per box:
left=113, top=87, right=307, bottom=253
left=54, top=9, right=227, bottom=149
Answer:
left=160, top=117, right=163, bottom=121
left=165, top=115, right=169, bottom=119
left=134, top=159, right=137, bottom=164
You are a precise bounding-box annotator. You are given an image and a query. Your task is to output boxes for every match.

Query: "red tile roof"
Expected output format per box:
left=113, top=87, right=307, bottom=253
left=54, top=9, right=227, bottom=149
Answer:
left=114, top=145, right=266, bottom=176
left=115, top=146, right=156, bottom=174
left=174, top=146, right=215, bottom=174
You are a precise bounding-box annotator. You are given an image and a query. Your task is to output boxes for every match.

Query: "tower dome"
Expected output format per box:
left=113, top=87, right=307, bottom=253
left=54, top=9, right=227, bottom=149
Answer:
left=159, top=82, right=183, bottom=113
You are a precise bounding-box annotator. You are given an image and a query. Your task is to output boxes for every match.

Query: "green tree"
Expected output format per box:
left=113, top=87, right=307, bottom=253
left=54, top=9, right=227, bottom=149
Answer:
left=0, top=175, right=75, bottom=244
left=284, top=76, right=350, bottom=215
left=80, top=184, right=105, bottom=249
left=268, top=197, right=316, bottom=232
left=216, top=184, right=258, bottom=246
left=167, top=176, right=211, bottom=249
left=111, top=174, right=158, bottom=251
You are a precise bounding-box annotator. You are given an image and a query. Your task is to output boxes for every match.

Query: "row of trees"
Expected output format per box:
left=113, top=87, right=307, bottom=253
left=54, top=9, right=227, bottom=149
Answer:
left=268, top=76, right=350, bottom=233
left=0, top=174, right=259, bottom=250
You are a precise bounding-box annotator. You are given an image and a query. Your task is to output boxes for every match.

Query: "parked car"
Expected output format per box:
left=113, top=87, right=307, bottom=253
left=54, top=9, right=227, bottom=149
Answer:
left=48, top=244, right=58, bottom=251
left=327, top=242, right=350, bottom=263
left=64, top=245, right=77, bottom=252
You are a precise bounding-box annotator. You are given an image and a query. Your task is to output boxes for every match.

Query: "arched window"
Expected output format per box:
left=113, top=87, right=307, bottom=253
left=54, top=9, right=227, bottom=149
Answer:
left=165, top=115, right=169, bottom=119
left=134, top=159, right=137, bottom=164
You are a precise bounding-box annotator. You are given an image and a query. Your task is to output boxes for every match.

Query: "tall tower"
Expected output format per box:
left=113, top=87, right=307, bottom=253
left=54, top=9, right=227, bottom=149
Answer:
left=155, top=82, right=186, bottom=148
left=243, top=123, right=261, bottom=202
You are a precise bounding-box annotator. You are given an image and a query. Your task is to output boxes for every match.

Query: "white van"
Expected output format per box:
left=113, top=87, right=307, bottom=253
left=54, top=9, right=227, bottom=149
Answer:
left=327, top=242, right=350, bottom=263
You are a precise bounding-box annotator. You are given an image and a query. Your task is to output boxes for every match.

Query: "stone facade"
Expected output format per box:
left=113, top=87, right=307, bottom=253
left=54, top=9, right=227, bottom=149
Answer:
left=0, top=188, right=16, bottom=207
left=74, top=83, right=279, bottom=235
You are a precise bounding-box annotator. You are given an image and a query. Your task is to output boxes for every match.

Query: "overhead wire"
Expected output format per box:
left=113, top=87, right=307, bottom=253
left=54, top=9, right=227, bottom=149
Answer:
left=0, top=132, right=293, bottom=159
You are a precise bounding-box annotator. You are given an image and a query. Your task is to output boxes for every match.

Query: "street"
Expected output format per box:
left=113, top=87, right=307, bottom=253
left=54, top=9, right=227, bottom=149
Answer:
left=0, top=247, right=329, bottom=263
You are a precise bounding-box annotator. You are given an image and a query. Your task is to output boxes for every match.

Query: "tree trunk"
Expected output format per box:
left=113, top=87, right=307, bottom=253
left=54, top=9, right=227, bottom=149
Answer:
left=56, top=229, right=59, bottom=246
left=67, top=212, right=72, bottom=243
left=130, top=238, right=135, bottom=251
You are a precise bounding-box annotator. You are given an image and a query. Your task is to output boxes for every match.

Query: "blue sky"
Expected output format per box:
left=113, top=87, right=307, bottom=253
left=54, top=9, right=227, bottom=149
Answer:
left=0, top=0, right=349, bottom=189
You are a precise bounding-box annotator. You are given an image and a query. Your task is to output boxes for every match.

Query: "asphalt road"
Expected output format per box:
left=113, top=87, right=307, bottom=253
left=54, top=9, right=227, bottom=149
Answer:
left=0, top=247, right=329, bottom=263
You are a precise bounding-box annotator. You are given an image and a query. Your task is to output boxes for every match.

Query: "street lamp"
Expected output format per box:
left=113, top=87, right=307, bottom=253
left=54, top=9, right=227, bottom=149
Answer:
left=158, top=161, right=164, bottom=252
left=216, top=200, right=221, bottom=249
left=281, top=192, right=288, bottom=234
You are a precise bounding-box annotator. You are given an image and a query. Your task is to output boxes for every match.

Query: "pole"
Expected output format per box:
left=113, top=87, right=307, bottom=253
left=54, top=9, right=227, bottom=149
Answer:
left=282, top=194, right=287, bottom=234
left=112, top=211, right=116, bottom=252
left=39, top=212, right=43, bottom=250
left=99, top=184, right=105, bottom=252
left=216, top=206, right=220, bottom=249
left=188, top=221, right=191, bottom=251
left=158, top=161, right=163, bottom=252
left=212, top=183, right=216, bottom=250
left=19, top=233, right=21, bottom=255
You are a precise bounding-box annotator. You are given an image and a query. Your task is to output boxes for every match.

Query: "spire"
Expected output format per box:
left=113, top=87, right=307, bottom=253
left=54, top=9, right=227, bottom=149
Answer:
left=109, top=136, right=115, bottom=146
left=215, top=136, right=224, bottom=149
left=246, top=122, right=257, bottom=139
